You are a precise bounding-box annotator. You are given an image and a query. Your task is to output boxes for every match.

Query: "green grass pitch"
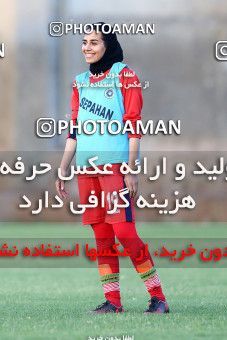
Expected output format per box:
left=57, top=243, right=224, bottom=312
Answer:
left=0, top=222, right=226, bottom=340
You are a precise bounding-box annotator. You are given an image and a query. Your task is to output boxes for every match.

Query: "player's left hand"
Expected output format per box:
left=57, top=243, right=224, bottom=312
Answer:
left=124, top=174, right=138, bottom=198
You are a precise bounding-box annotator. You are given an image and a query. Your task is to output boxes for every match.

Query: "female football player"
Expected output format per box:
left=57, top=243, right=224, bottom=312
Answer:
left=56, top=22, right=169, bottom=314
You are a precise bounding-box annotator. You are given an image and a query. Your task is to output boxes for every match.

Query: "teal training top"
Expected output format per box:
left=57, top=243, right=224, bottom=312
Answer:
left=75, top=62, right=129, bottom=167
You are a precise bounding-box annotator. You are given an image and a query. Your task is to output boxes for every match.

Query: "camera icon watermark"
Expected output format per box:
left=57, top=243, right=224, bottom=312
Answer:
left=215, top=41, right=227, bottom=61
left=36, top=118, right=56, bottom=138
left=49, top=22, right=64, bottom=37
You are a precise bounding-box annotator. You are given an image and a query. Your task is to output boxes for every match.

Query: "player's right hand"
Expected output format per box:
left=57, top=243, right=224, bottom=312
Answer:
left=55, top=178, right=69, bottom=199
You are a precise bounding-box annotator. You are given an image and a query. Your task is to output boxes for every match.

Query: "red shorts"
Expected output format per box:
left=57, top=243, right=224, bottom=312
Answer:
left=77, top=165, right=135, bottom=225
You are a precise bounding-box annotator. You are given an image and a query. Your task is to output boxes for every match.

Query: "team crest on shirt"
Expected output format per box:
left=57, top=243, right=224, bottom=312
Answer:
left=104, top=88, right=114, bottom=99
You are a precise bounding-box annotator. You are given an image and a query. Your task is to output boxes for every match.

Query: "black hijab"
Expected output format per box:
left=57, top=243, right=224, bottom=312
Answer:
left=89, top=22, right=123, bottom=75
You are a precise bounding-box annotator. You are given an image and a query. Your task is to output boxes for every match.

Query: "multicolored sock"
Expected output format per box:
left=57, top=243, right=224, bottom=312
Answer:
left=99, top=267, right=121, bottom=307
left=91, top=223, right=122, bottom=308
left=137, top=260, right=166, bottom=301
